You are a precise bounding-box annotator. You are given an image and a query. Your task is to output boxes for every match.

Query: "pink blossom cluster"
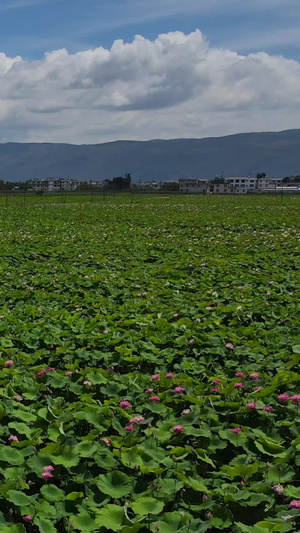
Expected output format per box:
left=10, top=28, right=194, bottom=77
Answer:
left=36, top=367, right=56, bottom=376
left=278, top=393, right=300, bottom=403
left=174, top=386, right=185, bottom=394
left=234, top=382, right=243, bottom=389
left=173, top=425, right=183, bottom=432
left=120, top=400, right=132, bottom=409
left=101, top=437, right=111, bottom=446
left=289, top=500, right=300, bottom=508
left=42, top=465, right=54, bottom=479
left=150, top=395, right=160, bottom=402
left=151, top=374, right=160, bottom=381
left=8, top=435, right=19, bottom=442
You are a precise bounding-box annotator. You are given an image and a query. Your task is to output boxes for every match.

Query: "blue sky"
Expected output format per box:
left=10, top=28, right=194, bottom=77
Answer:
left=0, top=0, right=299, bottom=143
left=0, top=0, right=299, bottom=60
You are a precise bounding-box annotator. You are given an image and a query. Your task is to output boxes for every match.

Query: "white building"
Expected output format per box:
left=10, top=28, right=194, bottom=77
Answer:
left=207, top=180, right=236, bottom=194
left=224, top=177, right=257, bottom=193
left=30, top=178, right=81, bottom=191
left=256, top=177, right=282, bottom=189
left=179, top=178, right=208, bottom=193
left=137, top=180, right=160, bottom=190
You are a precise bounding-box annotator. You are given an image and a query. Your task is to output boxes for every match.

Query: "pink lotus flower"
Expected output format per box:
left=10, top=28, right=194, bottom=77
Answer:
left=166, top=373, right=175, bottom=379
left=8, top=435, right=19, bottom=442
left=289, top=500, right=300, bottom=508
left=212, top=379, right=220, bottom=384
left=234, top=382, right=243, bottom=389
left=103, top=329, right=109, bottom=334
left=263, top=406, right=273, bottom=411
left=189, top=338, right=195, bottom=345
left=150, top=395, right=160, bottom=402
left=249, top=372, right=260, bottom=379
left=181, top=409, right=191, bottom=415
left=226, top=343, right=234, bottom=349
left=23, top=515, right=33, bottom=522
left=173, top=425, right=183, bottom=432
left=290, top=395, right=300, bottom=403
left=125, top=424, right=135, bottom=431
left=278, top=393, right=290, bottom=402
left=83, top=380, right=92, bottom=387
left=37, top=307, right=43, bottom=312
left=37, top=369, right=47, bottom=376
left=174, top=386, right=185, bottom=394
left=145, top=388, right=154, bottom=394
left=173, top=313, right=179, bottom=318
left=151, top=374, right=160, bottom=381
left=65, top=371, right=73, bottom=376
left=255, top=386, right=263, bottom=391
left=235, top=372, right=245, bottom=377
left=205, top=306, right=213, bottom=311
left=212, top=387, right=220, bottom=393
left=120, top=400, right=132, bottom=409
left=247, top=402, right=258, bottom=409
left=273, top=484, right=284, bottom=494
left=47, top=367, right=56, bottom=372
left=129, top=416, right=145, bottom=424
left=13, top=395, right=23, bottom=402
left=101, top=437, right=111, bottom=446
left=231, top=427, right=242, bottom=433
left=4, top=360, right=13, bottom=367
left=43, top=465, right=54, bottom=472
left=42, top=472, right=53, bottom=479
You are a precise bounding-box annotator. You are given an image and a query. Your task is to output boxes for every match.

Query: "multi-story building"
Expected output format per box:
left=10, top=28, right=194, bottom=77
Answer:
left=224, top=177, right=257, bottom=193
left=207, top=179, right=236, bottom=194
left=256, top=177, right=282, bottom=189
left=28, top=178, right=102, bottom=191
left=179, top=178, right=208, bottom=193
left=137, top=180, right=160, bottom=191
left=29, top=178, right=81, bottom=191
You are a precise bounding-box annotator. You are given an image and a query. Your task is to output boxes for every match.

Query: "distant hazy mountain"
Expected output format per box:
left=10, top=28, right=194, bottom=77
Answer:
left=1, top=129, right=300, bottom=182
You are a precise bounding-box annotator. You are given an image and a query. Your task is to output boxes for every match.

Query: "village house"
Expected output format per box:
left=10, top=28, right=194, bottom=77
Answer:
left=29, top=178, right=82, bottom=191
left=224, top=177, right=257, bottom=193
left=137, top=180, right=160, bottom=191
left=179, top=178, right=208, bottom=193
left=256, top=177, right=283, bottom=189
left=207, top=178, right=236, bottom=194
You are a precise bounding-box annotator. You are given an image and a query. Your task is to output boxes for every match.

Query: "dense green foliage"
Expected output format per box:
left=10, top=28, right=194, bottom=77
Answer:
left=0, top=194, right=299, bottom=532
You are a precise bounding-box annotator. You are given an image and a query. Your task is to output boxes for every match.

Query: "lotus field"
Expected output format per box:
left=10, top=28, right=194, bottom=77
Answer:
left=0, top=194, right=300, bottom=533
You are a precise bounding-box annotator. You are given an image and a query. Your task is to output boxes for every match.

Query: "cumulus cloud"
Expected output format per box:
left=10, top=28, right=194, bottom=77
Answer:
left=0, top=29, right=300, bottom=143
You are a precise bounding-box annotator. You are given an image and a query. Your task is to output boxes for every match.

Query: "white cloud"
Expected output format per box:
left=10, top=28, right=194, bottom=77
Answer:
left=0, top=29, right=300, bottom=143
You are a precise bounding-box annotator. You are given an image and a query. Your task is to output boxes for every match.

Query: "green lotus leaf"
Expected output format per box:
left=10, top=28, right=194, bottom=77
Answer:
left=66, top=491, right=84, bottom=500
left=95, top=504, right=125, bottom=531
left=68, top=512, right=97, bottom=532
left=33, top=517, right=57, bottom=533
left=292, top=345, right=300, bottom=354
left=131, top=497, right=164, bottom=516
left=6, top=490, right=33, bottom=506
left=97, top=471, right=132, bottom=498
left=51, top=445, right=80, bottom=467
left=75, top=440, right=99, bottom=457
left=40, top=484, right=64, bottom=502
left=0, top=447, right=25, bottom=465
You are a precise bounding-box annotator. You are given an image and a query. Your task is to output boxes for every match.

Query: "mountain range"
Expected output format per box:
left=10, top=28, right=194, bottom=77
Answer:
left=1, top=129, right=300, bottom=182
